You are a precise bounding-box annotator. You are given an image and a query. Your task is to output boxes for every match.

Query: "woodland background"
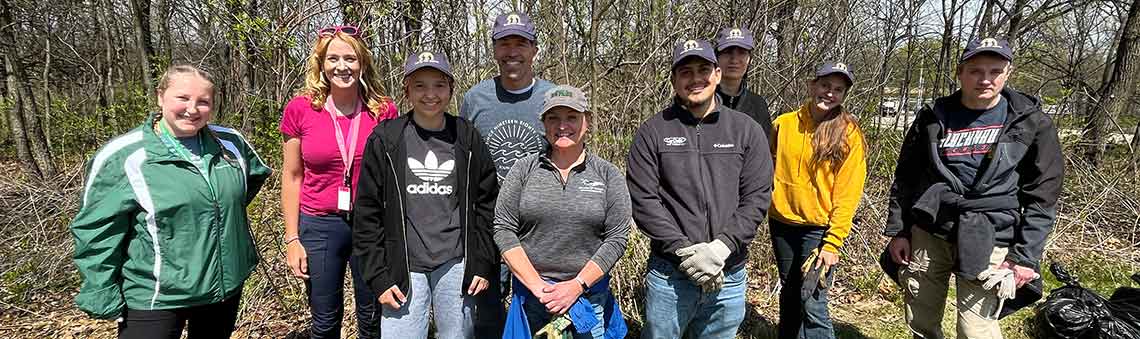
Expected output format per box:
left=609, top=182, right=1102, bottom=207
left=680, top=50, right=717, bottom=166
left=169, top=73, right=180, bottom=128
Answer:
left=1, top=0, right=1140, bottom=338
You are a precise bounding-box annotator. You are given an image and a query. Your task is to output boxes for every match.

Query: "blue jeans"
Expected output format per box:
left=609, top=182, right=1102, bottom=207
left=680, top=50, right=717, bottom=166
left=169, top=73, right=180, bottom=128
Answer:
left=520, top=285, right=609, bottom=338
left=642, top=255, right=747, bottom=339
left=381, top=258, right=473, bottom=338
left=299, top=214, right=380, bottom=339
left=770, top=220, right=835, bottom=339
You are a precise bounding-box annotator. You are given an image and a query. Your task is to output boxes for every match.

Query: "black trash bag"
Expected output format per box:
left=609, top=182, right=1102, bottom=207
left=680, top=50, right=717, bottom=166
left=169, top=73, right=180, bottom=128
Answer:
left=1035, top=263, right=1140, bottom=339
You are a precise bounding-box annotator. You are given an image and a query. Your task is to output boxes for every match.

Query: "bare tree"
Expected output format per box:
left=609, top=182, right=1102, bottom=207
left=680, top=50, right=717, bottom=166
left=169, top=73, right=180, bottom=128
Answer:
left=1, top=0, right=55, bottom=179
left=1083, top=0, right=1140, bottom=166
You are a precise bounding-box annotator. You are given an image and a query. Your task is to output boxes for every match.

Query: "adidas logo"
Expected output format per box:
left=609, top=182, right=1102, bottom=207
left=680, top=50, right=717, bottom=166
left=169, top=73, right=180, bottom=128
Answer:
left=407, top=151, right=455, bottom=195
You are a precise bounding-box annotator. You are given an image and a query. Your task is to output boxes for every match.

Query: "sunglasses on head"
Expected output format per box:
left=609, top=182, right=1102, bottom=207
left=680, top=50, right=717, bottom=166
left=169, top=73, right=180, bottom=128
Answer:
left=318, top=25, right=360, bottom=37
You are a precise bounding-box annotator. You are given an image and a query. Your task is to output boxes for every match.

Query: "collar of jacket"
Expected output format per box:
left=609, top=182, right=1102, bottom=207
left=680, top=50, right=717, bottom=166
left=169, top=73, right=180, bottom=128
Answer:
left=927, top=87, right=1042, bottom=128
left=374, top=113, right=477, bottom=154
left=795, top=102, right=822, bottom=130
left=668, top=95, right=723, bottom=125
left=716, top=80, right=749, bottom=99
left=137, top=120, right=222, bottom=164
left=537, top=145, right=593, bottom=173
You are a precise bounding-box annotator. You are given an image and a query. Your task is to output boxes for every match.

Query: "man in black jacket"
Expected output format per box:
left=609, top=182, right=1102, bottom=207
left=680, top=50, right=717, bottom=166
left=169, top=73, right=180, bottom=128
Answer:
left=628, top=38, right=773, bottom=339
left=714, top=27, right=772, bottom=136
left=882, top=37, right=1063, bottom=338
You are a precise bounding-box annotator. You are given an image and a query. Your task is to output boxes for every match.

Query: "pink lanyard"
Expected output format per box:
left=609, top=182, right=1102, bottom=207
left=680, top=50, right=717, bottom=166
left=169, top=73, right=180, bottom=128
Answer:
left=325, top=96, right=363, bottom=187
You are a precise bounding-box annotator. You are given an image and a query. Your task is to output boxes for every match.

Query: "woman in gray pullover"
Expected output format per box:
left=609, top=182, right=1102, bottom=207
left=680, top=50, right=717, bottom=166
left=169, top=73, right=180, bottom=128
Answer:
left=492, top=85, right=631, bottom=338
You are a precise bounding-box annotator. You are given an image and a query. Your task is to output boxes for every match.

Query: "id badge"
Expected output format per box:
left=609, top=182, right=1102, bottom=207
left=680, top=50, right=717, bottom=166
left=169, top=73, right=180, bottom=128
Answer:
left=337, top=187, right=352, bottom=211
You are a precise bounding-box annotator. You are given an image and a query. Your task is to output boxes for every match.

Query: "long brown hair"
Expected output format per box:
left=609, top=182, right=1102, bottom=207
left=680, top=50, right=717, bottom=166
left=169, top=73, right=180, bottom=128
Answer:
left=297, top=31, right=393, bottom=116
left=807, top=101, right=864, bottom=172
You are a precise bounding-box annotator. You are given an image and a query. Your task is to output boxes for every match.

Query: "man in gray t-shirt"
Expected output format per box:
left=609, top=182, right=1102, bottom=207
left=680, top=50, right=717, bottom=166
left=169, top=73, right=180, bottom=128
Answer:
left=457, top=11, right=552, bottom=337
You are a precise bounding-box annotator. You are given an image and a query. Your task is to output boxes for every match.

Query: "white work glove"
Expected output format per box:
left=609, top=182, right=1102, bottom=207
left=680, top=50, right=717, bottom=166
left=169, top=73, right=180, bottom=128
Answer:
left=676, top=240, right=732, bottom=285
left=977, top=267, right=1017, bottom=300
left=700, top=271, right=725, bottom=293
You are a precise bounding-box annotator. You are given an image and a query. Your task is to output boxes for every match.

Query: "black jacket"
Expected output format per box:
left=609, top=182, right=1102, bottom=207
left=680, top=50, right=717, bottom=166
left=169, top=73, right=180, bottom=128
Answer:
left=882, top=88, right=1063, bottom=316
left=627, top=99, right=773, bottom=271
left=353, top=114, right=500, bottom=296
left=717, top=83, right=773, bottom=137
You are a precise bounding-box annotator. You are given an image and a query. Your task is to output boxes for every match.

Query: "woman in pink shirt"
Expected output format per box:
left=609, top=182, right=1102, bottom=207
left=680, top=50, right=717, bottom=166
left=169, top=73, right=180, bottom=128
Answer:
left=279, top=25, right=397, bottom=339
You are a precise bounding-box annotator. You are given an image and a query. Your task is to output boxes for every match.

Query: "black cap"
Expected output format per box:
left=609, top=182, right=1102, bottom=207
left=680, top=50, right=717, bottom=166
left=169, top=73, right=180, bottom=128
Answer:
left=671, top=39, right=717, bottom=70
left=815, top=62, right=855, bottom=85
left=403, top=51, right=454, bottom=80
left=715, top=27, right=755, bottom=52
left=961, top=37, right=1013, bottom=63
left=491, top=12, right=536, bottom=42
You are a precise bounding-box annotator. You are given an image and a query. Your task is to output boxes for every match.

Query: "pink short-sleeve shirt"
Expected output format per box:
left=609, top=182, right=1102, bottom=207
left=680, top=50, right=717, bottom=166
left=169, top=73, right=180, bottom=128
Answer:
left=280, top=95, right=397, bottom=215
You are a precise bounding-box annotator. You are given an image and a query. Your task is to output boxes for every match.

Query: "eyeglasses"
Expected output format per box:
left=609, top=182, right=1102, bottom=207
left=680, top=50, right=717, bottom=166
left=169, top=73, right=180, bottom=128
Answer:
left=318, top=25, right=360, bottom=37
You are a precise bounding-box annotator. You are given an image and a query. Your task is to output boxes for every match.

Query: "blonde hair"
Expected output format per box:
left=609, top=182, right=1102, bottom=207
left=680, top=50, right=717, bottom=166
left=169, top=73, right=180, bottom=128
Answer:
left=297, top=32, right=393, bottom=117
left=153, top=64, right=235, bottom=163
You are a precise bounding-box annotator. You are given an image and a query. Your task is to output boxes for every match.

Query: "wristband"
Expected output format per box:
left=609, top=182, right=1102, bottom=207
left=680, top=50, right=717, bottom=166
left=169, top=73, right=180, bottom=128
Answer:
left=574, top=277, right=589, bottom=292
left=284, top=235, right=300, bottom=245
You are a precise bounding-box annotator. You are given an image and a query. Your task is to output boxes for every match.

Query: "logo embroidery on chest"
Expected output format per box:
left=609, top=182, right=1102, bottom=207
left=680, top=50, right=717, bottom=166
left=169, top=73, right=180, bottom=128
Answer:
left=407, top=151, right=455, bottom=195
left=713, top=143, right=735, bottom=149
left=663, top=137, right=687, bottom=147
left=578, top=178, right=606, bottom=194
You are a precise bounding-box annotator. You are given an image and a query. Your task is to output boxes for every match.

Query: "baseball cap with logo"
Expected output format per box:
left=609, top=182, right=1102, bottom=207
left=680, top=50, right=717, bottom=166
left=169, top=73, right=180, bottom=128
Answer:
left=540, top=85, right=589, bottom=117
left=403, top=51, right=454, bottom=80
left=815, top=62, right=855, bottom=86
left=715, top=27, right=755, bottom=52
left=960, top=37, right=1014, bottom=63
left=671, top=39, right=718, bottom=71
left=492, top=12, right=537, bottom=42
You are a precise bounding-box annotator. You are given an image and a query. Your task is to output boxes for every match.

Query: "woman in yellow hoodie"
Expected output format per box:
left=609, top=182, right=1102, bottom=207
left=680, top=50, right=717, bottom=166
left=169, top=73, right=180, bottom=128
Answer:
left=768, top=62, right=866, bottom=339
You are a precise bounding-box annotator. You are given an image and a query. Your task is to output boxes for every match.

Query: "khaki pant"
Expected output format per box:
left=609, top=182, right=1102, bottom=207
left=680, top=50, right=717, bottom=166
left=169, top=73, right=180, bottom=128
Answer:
left=900, top=227, right=1006, bottom=339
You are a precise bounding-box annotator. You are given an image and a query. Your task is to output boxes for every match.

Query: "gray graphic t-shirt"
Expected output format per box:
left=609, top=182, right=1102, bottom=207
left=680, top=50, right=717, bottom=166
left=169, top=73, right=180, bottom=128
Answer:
left=403, top=119, right=463, bottom=272
left=460, top=77, right=555, bottom=180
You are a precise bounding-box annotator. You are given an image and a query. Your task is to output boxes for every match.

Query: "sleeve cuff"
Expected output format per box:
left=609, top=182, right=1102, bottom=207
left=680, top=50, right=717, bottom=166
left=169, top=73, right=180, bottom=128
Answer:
left=714, top=234, right=738, bottom=254
left=76, top=284, right=125, bottom=320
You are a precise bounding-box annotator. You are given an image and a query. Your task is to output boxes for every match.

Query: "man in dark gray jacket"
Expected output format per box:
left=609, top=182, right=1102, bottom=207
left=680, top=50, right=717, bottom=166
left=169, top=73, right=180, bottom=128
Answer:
left=714, top=27, right=772, bottom=136
left=628, top=38, right=773, bottom=339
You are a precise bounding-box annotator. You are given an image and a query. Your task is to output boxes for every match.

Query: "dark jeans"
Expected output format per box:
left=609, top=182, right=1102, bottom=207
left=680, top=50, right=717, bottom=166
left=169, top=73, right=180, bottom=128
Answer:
left=300, top=213, right=380, bottom=339
left=770, top=219, right=836, bottom=339
left=117, top=292, right=241, bottom=339
left=473, top=263, right=506, bottom=337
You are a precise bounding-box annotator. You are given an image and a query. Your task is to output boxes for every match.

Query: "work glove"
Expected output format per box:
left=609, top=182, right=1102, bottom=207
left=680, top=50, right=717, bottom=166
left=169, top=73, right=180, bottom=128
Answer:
left=677, top=240, right=732, bottom=285
left=977, top=267, right=1020, bottom=319
left=800, top=248, right=833, bottom=287
left=700, top=271, right=725, bottom=293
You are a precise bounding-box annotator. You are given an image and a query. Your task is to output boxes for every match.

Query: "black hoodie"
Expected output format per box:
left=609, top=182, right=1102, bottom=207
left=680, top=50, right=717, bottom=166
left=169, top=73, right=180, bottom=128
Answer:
left=353, top=113, right=500, bottom=297
left=882, top=87, right=1064, bottom=317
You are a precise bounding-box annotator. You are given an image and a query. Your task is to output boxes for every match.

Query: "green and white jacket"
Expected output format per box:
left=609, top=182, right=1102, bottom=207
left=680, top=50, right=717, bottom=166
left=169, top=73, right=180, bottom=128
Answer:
left=70, top=121, right=271, bottom=319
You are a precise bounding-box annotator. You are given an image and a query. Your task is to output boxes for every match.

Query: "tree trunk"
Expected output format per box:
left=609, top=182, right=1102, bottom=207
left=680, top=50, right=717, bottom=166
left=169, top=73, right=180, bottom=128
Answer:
left=403, top=0, right=423, bottom=47
left=1, top=0, right=54, bottom=178
left=1082, top=0, right=1140, bottom=166
left=977, top=0, right=997, bottom=37
left=935, top=0, right=959, bottom=97
left=129, top=0, right=156, bottom=95
left=774, top=0, right=799, bottom=72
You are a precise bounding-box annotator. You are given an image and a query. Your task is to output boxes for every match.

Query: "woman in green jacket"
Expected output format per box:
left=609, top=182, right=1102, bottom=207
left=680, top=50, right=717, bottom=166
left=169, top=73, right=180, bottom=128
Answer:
left=70, top=64, right=272, bottom=339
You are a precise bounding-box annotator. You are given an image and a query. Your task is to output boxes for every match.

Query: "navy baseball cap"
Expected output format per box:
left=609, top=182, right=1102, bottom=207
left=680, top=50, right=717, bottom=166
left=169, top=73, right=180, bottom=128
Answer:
left=961, top=37, right=1013, bottom=63
left=403, top=51, right=454, bottom=80
left=715, top=27, right=755, bottom=52
left=815, top=62, right=855, bottom=85
left=672, top=39, right=717, bottom=70
left=492, top=12, right=536, bottom=41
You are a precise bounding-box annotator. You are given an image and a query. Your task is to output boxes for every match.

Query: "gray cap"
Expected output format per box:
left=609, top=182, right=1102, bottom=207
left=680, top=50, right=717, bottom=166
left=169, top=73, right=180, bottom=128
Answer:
left=403, top=51, right=454, bottom=80
left=815, top=62, right=855, bottom=85
left=671, top=39, right=717, bottom=70
left=540, top=85, right=589, bottom=117
left=492, top=12, right=536, bottom=41
left=715, top=27, right=755, bottom=52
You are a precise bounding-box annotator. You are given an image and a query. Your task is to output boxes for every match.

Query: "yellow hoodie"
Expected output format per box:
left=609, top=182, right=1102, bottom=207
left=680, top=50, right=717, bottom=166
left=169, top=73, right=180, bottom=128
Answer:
left=770, top=105, right=867, bottom=254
